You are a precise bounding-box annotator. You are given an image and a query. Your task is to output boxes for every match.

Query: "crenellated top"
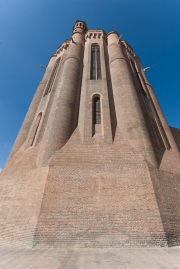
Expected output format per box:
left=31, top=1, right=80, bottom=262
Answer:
left=49, top=40, right=70, bottom=60
left=121, top=40, right=135, bottom=56
left=51, top=40, right=70, bottom=59
left=50, top=22, right=139, bottom=63
left=85, top=30, right=106, bottom=42
left=73, top=20, right=88, bottom=34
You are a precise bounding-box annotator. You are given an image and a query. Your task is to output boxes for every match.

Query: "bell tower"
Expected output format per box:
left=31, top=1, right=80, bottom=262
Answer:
left=1, top=20, right=180, bottom=248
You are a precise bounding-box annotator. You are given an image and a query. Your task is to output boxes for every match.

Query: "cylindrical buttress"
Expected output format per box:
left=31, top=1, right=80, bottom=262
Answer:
left=107, top=32, right=157, bottom=165
left=6, top=56, right=56, bottom=163
left=144, top=76, right=180, bottom=154
left=38, top=33, right=85, bottom=166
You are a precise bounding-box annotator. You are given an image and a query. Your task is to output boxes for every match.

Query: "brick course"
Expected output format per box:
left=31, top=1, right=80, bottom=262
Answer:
left=0, top=20, right=180, bottom=247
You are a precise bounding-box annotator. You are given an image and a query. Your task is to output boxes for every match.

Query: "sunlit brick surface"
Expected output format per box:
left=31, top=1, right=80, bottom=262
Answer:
left=0, top=20, right=180, bottom=248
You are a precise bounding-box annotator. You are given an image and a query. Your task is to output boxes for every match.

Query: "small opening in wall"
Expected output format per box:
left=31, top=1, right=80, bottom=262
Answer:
left=130, top=60, right=147, bottom=97
left=150, top=114, right=166, bottom=149
left=94, top=97, right=101, bottom=124
left=90, top=44, right=101, bottom=80
left=28, top=112, right=42, bottom=147
left=92, top=95, right=102, bottom=136
left=43, top=58, right=60, bottom=97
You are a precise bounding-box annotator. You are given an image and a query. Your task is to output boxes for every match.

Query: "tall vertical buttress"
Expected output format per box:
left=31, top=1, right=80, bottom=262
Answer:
left=107, top=32, right=157, bottom=166
left=142, top=73, right=180, bottom=155
left=6, top=56, right=56, bottom=165
left=78, top=30, right=113, bottom=144
left=38, top=21, right=86, bottom=166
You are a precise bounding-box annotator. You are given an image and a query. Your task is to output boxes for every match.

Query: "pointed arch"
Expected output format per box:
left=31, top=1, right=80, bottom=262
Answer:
left=90, top=44, right=101, bottom=80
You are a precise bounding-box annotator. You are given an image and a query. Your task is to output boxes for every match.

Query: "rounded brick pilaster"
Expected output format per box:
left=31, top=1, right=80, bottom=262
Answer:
left=37, top=22, right=86, bottom=166
left=107, top=32, right=158, bottom=166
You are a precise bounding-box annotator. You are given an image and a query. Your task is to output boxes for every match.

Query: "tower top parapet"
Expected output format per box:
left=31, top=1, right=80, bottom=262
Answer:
left=73, top=20, right=88, bottom=34
left=85, top=29, right=106, bottom=42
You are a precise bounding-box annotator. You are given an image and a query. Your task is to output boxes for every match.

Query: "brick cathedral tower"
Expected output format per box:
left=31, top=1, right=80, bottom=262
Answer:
left=1, top=20, right=180, bottom=248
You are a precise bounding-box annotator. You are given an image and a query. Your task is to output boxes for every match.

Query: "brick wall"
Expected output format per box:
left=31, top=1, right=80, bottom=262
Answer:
left=33, top=128, right=167, bottom=247
left=0, top=145, right=48, bottom=247
left=170, top=127, right=180, bottom=151
left=1, top=21, right=180, bottom=248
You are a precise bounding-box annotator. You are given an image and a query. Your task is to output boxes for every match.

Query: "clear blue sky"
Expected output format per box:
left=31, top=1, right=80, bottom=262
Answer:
left=0, top=0, right=180, bottom=168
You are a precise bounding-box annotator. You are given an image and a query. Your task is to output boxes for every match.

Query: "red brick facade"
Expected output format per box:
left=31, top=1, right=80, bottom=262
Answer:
left=0, top=20, right=180, bottom=247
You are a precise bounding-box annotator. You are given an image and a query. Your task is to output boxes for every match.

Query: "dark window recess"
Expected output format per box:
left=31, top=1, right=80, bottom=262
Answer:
left=150, top=115, right=165, bottom=149
left=94, top=97, right=101, bottom=124
left=28, top=112, right=42, bottom=147
left=44, top=58, right=60, bottom=96
left=131, top=61, right=147, bottom=96
left=91, top=45, right=101, bottom=80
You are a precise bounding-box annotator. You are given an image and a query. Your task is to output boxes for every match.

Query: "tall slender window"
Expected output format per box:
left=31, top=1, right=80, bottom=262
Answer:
left=28, top=112, right=42, bottom=147
left=44, top=57, right=60, bottom=96
left=150, top=114, right=165, bottom=149
left=131, top=60, right=146, bottom=96
left=94, top=97, right=101, bottom=124
left=91, top=44, right=101, bottom=80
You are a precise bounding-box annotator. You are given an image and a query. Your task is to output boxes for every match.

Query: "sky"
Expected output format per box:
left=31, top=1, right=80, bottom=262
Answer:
left=0, top=0, right=180, bottom=169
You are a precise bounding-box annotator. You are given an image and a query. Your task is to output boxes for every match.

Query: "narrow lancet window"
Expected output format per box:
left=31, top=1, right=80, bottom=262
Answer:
left=44, top=57, right=60, bottom=96
left=91, top=44, right=101, bottom=80
left=94, top=97, right=101, bottom=124
left=150, top=114, right=166, bottom=149
left=28, top=112, right=42, bottom=147
left=131, top=60, right=147, bottom=97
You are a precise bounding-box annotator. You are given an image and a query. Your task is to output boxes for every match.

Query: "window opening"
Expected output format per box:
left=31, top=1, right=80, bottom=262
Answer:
left=91, top=44, right=101, bottom=80
left=28, top=113, right=42, bottom=147
left=150, top=114, right=165, bottom=149
left=44, top=58, right=60, bottom=96
left=131, top=60, right=147, bottom=97
left=94, top=97, right=101, bottom=124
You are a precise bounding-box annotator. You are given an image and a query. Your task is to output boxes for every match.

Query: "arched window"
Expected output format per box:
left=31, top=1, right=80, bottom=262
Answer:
left=94, top=97, right=101, bottom=124
left=150, top=114, right=165, bottom=149
left=44, top=57, right=60, bottom=96
left=91, top=44, right=101, bottom=80
left=28, top=112, right=42, bottom=147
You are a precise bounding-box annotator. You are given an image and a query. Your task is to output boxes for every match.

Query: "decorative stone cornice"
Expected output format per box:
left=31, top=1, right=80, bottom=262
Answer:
left=56, top=40, right=70, bottom=55
left=121, top=40, right=135, bottom=56
left=85, top=30, right=106, bottom=42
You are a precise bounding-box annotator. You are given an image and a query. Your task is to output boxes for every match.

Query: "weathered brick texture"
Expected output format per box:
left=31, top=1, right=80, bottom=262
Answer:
left=0, top=20, right=180, bottom=248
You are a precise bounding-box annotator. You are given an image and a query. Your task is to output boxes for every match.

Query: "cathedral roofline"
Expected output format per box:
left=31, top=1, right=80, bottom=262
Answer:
left=56, top=39, right=70, bottom=52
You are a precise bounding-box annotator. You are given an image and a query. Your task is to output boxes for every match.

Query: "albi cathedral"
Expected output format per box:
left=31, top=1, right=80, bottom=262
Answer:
left=0, top=20, right=180, bottom=248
